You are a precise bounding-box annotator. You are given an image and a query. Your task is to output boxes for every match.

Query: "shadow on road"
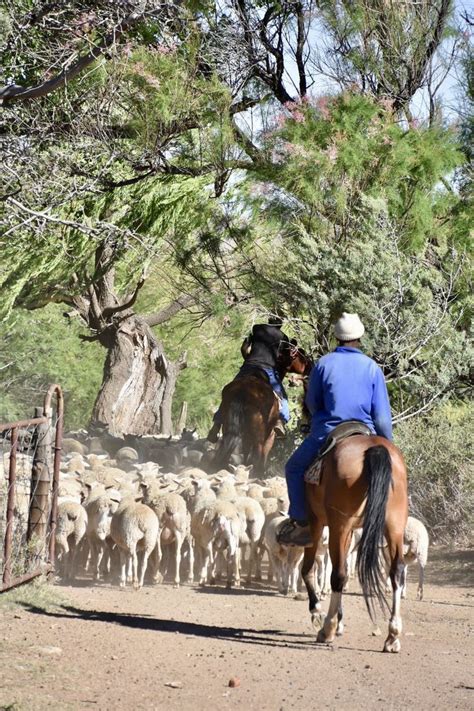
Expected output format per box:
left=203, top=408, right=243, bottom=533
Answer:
left=19, top=601, right=333, bottom=651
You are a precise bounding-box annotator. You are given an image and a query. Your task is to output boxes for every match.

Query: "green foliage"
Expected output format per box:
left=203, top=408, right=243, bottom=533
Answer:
left=0, top=305, right=103, bottom=429
left=260, top=93, right=463, bottom=249
left=396, top=403, right=474, bottom=544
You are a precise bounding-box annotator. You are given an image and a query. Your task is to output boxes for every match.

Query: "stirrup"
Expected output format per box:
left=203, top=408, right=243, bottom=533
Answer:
left=276, top=519, right=312, bottom=547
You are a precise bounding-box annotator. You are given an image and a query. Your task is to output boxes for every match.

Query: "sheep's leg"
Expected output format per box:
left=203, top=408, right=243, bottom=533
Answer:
left=119, top=549, right=127, bottom=588
left=131, top=544, right=139, bottom=590
left=199, top=543, right=212, bottom=586
left=173, top=532, right=183, bottom=588
left=232, top=546, right=240, bottom=588
left=383, top=528, right=405, bottom=654
left=139, top=546, right=153, bottom=589
left=150, top=539, right=163, bottom=584
left=226, top=549, right=235, bottom=589
left=268, top=551, right=283, bottom=593
left=322, top=550, right=332, bottom=597
left=187, top=536, right=195, bottom=584
left=254, top=542, right=264, bottom=582
left=68, top=538, right=78, bottom=581
left=96, top=542, right=106, bottom=581
left=246, top=541, right=257, bottom=584
left=232, top=546, right=241, bottom=588
left=417, top=562, right=423, bottom=601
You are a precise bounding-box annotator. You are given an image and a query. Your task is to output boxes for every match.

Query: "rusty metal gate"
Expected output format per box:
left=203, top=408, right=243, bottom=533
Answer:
left=0, top=384, right=63, bottom=592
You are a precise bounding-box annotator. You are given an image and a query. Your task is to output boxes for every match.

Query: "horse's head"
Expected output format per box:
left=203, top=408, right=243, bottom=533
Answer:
left=277, top=339, right=313, bottom=379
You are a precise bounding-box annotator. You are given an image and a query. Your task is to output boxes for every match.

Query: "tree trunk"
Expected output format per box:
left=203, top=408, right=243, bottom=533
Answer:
left=90, top=315, right=186, bottom=437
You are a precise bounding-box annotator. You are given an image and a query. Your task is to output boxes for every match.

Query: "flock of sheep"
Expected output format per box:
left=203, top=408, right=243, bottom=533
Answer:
left=53, top=431, right=430, bottom=601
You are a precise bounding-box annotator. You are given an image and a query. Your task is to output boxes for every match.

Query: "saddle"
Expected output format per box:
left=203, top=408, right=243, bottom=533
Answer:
left=304, top=420, right=372, bottom=485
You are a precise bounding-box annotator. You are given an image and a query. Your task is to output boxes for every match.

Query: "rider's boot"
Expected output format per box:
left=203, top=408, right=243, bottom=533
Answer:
left=274, top=419, right=286, bottom=438
left=276, top=518, right=313, bottom=547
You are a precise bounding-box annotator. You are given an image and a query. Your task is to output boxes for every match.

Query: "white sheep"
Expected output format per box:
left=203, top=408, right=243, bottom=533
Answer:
left=84, top=488, right=121, bottom=581
left=55, top=501, right=88, bottom=580
left=141, top=483, right=192, bottom=587
left=383, top=516, right=429, bottom=600
left=234, top=496, right=265, bottom=584
left=264, top=514, right=304, bottom=595
left=402, top=516, right=430, bottom=600
left=110, top=498, right=159, bottom=589
left=191, top=499, right=241, bottom=587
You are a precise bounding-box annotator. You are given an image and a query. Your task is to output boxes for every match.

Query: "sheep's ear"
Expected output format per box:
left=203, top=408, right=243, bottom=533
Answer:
left=140, top=481, right=149, bottom=490
left=229, top=464, right=236, bottom=472
left=246, top=465, right=253, bottom=474
left=85, top=482, right=92, bottom=492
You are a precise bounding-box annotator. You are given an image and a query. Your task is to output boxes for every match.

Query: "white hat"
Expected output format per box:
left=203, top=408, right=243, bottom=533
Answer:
left=334, top=312, right=365, bottom=341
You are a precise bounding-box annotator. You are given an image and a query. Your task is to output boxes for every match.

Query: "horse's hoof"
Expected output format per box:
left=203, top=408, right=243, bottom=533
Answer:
left=316, top=629, right=329, bottom=644
left=173, top=583, right=180, bottom=589
left=336, top=621, right=344, bottom=637
left=293, top=592, right=306, bottom=601
left=311, top=612, right=325, bottom=630
left=383, top=638, right=401, bottom=653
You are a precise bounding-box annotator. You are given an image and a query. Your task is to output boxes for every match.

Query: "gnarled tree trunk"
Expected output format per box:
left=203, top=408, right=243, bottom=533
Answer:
left=90, top=315, right=186, bottom=437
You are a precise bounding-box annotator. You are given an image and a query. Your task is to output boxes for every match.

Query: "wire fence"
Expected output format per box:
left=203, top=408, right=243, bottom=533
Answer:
left=0, top=385, right=63, bottom=592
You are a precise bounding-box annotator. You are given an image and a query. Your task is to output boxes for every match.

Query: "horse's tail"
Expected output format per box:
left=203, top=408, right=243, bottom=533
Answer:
left=212, top=398, right=244, bottom=471
left=356, top=444, right=392, bottom=621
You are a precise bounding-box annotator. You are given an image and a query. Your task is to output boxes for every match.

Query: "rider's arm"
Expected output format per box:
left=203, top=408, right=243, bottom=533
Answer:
left=371, top=367, right=393, bottom=440
left=305, top=364, right=323, bottom=416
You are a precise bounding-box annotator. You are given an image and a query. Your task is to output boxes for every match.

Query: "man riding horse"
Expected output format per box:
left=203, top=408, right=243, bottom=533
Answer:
left=207, top=315, right=291, bottom=443
left=278, top=312, right=393, bottom=547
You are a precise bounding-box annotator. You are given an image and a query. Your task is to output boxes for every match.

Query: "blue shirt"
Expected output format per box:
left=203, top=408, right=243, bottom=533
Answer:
left=305, top=346, right=393, bottom=442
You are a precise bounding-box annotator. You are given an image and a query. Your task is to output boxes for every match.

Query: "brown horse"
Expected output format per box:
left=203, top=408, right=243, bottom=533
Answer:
left=301, top=435, right=408, bottom=653
left=211, top=346, right=312, bottom=475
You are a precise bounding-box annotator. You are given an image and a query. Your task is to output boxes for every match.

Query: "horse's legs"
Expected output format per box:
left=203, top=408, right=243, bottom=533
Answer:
left=301, top=521, right=324, bottom=626
left=261, top=431, right=276, bottom=472
left=317, top=522, right=351, bottom=644
left=383, top=526, right=405, bottom=653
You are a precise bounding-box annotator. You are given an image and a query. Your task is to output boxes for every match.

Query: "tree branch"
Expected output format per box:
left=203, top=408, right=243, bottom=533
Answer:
left=102, top=275, right=146, bottom=318
left=0, top=5, right=147, bottom=104
left=144, top=294, right=195, bottom=327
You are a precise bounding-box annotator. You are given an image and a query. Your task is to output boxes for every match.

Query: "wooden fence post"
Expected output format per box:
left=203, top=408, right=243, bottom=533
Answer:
left=27, top=406, right=52, bottom=556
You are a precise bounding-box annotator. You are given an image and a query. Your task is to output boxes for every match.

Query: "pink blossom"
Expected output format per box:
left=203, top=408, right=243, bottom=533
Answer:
left=133, top=62, right=161, bottom=89
left=315, top=95, right=331, bottom=119
left=408, top=117, right=420, bottom=130
left=156, top=43, right=177, bottom=55
left=292, top=110, right=305, bottom=123
left=276, top=113, right=287, bottom=128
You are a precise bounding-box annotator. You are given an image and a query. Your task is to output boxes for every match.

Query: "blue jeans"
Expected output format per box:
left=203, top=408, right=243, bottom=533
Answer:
left=285, top=434, right=324, bottom=520
left=262, top=368, right=290, bottom=423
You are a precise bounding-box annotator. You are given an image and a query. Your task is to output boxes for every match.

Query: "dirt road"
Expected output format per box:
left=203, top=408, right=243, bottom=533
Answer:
left=1, top=547, right=473, bottom=711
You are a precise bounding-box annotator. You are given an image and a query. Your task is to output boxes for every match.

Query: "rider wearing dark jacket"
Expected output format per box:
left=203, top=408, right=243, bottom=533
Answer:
left=207, top=316, right=290, bottom=442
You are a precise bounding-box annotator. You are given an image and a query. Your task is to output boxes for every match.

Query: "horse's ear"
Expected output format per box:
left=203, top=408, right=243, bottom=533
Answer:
left=290, top=338, right=297, bottom=346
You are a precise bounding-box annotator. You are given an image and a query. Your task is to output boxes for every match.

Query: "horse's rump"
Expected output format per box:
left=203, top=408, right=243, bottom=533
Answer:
left=212, top=376, right=278, bottom=472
